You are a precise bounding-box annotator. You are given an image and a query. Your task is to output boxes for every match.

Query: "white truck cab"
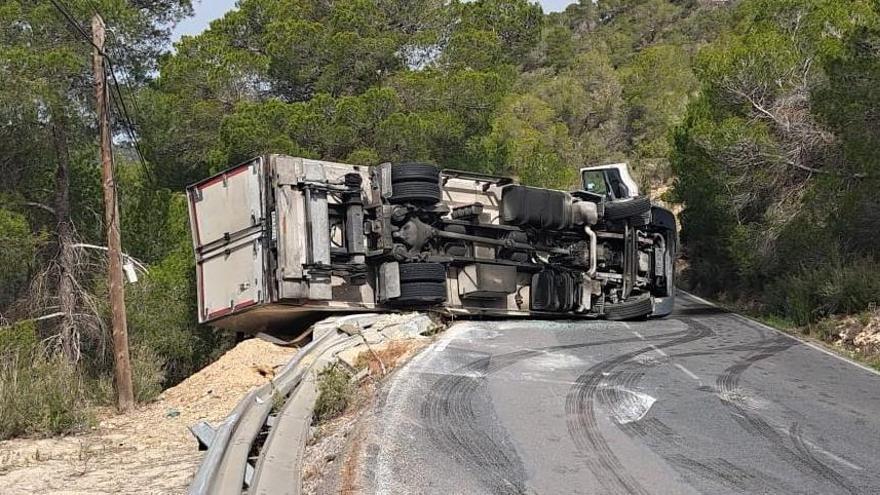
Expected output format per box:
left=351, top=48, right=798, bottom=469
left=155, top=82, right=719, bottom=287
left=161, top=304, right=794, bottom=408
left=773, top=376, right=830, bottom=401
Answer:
left=581, top=163, right=640, bottom=200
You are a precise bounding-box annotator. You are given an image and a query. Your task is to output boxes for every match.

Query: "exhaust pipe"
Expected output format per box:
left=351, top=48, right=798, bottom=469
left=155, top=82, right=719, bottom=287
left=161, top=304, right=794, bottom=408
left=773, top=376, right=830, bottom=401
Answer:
left=585, top=226, right=597, bottom=278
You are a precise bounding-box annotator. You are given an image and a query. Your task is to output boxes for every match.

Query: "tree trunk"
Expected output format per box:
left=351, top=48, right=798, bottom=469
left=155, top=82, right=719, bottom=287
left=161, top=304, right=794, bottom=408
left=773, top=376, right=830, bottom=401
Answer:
left=52, top=112, right=78, bottom=361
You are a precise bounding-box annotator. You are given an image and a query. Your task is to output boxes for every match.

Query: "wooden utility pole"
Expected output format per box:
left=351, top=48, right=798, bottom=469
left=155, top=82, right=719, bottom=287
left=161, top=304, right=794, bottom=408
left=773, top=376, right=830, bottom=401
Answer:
left=92, top=14, right=134, bottom=413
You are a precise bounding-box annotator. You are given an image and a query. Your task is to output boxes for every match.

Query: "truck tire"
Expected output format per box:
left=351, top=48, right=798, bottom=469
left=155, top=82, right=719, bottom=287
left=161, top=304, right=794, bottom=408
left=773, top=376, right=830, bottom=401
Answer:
left=399, top=263, right=447, bottom=283
left=395, top=281, right=447, bottom=305
left=605, top=296, right=653, bottom=321
left=392, top=163, right=439, bottom=183
left=389, top=181, right=442, bottom=204
left=604, top=197, right=651, bottom=222
left=630, top=210, right=652, bottom=227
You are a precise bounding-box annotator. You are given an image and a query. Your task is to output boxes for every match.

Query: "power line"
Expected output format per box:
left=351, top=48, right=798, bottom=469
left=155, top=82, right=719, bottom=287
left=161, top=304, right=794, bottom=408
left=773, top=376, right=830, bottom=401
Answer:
left=47, top=0, right=154, bottom=183
left=107, top=59, right=155, bottom=184
left=47, top=0, right=104, bottom=55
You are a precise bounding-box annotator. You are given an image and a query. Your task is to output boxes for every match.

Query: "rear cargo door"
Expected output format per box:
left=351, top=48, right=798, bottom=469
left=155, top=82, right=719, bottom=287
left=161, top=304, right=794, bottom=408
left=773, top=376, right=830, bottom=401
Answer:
left=187, top=157, right=268, bottom=323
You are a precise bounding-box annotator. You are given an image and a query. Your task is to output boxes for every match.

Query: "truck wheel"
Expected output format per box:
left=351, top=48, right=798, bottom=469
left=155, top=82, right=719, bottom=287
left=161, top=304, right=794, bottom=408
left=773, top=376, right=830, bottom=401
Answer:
left=605, top=296, right=653, bottom=321
left=395, top=281, right=447, bottom=305
left=390, top=181, right=442, bottom=204
left=630, top=210, right=652, bottom=227
left=649, top=239, right=676, bottom=318
left=392, top=163, right=440, bottom=183
left=399, top=263, right=447, bottom=283
left=604, top=197, right=651, bottom=222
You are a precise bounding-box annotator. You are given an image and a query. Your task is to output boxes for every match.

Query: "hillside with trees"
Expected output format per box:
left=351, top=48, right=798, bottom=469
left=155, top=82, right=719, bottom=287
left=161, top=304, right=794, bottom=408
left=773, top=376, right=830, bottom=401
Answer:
left=672, top=0, right=880, bottom=328
left=1, top=0, right=878, bottom=438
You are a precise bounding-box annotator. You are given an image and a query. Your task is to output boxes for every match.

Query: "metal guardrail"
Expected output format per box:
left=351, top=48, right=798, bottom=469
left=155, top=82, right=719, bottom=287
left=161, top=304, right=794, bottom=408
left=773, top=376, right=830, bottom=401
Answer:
left=249, top=335, right=357, bottom=495
left=187, top=314, right=385, bottom=495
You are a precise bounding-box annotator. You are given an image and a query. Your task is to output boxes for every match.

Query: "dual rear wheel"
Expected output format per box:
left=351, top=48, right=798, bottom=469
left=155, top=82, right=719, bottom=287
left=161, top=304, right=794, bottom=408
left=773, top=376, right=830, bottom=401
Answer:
left=389, top=162, right=442, bottom=204
left=389, top=163, right=447, bottom=305
left=394, top=262, right=447, bottom=306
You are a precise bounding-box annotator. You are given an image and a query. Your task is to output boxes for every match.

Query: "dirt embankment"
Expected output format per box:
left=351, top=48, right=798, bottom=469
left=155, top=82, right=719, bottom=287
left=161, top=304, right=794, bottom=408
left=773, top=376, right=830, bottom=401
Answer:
left=832, top=309, right=880, bottom=368
left=0, top=339, right=296, bottom=495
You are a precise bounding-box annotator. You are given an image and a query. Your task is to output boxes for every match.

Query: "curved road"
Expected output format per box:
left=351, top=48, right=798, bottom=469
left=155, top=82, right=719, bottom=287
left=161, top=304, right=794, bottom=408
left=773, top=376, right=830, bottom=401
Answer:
left=359, top=293, right=880, bottom=494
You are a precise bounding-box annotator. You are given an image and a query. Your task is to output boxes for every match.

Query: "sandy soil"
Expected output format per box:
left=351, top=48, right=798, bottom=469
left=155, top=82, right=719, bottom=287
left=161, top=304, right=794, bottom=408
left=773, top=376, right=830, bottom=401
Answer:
left=0, top=339, right=297, bottom=495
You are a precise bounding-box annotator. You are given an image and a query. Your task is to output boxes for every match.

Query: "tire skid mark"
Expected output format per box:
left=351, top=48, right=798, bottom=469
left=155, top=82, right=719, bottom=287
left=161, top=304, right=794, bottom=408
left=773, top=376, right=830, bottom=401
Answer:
left=715, top=336, right=792, bottom=399
left=624, top=320, right=805, bottom=493
left=715, top=336, right=860, bottom=494
left=665, top=454, right=795, bottom=494
left=620, top=417, right=680, bottom=445
left=564, top=320, right=714, bottom=495
left=669, top=337, right=788, bottom=359
left=420, top=330, right=689, bottom=494
left=789, top=423, right=861, bottom=493
left=620, top=414, right=798, bottom=493
left=613, top=337, right=800, bottom=493
left=420, top=356, right=528, bottom=495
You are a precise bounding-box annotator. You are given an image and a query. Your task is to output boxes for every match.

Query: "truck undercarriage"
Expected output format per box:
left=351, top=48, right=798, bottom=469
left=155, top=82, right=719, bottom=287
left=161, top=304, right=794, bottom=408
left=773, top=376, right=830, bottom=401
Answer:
left=187, top=155, right=676, bottom=334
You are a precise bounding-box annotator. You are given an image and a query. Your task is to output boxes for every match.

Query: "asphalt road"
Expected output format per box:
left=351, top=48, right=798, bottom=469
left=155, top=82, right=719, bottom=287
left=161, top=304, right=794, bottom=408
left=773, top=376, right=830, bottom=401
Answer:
left=359, top=293, right=880, bottom=494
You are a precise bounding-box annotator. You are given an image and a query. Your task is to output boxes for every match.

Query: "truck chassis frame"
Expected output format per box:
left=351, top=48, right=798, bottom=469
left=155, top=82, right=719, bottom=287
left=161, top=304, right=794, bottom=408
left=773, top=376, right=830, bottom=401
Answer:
left=187, top=155, right=676, bottom=334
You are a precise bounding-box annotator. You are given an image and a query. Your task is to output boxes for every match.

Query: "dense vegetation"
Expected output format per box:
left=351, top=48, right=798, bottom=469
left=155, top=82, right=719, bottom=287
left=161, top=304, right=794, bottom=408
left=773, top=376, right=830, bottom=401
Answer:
left=672, top=0, right=880, bottom=326
left=1, top=0, right=878, bottom=437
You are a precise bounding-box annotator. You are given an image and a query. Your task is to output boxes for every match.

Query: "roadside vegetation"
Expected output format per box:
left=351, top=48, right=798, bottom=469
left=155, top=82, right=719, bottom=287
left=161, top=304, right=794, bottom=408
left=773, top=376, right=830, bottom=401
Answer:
left=314, top=365, right=355, bottom=424
left=1, top=0, right=878, bottom=439
left=672, top=0, right=880, bottom=362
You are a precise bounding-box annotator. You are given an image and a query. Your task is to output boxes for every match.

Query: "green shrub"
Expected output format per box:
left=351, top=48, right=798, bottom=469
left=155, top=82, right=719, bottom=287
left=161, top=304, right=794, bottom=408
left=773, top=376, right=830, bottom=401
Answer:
left=767, top=257, right=880, bottom=325
left=0, top=208, right=39, bottom=311
left=0, top=320, right=38, bottom=353
left=313, top=365, right=353, bottom=424
left=819, top=258, right=880, bottom=315
left=83, top=339, right=182, bottom=406
left=0, top=345, right=92, bottom=440
left=131, top=344, right=165, bottom=403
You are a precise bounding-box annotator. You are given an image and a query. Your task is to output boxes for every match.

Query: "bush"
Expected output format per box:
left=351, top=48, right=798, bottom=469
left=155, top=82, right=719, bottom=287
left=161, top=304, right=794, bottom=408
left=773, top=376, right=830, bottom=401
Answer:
left=313, top=365, right=353, bottom=424
left=80, top=344, right=165, bottom=406
left=131, top=344, right=165, bottom=403
left=0, top=345, right=91, bottom=440
left=0, top=320, right=38, bottom=353
left=0, top=208, right=39, bottom=311
left=767, top=257, right=880, bottom=325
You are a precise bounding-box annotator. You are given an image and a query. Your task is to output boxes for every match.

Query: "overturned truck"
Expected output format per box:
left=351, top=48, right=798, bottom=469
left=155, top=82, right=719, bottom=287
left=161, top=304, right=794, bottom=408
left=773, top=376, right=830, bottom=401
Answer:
left=187, top=156, right=676, bottom=334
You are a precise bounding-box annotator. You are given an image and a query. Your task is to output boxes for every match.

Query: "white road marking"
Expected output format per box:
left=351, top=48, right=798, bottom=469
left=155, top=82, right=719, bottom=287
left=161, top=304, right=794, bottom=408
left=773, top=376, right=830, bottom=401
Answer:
left=679, top=291, right=880, bottom=377
left=673, top=363, right=700, bottom=381
left=649, top=344, right=668, bottom=357
left=634, top=330, right=701, bottom=381
left=765, top=421, right=866, bottom=471
left=680, top=291, right=718, bottom=308
left=802, top=440, right=864, bottom=471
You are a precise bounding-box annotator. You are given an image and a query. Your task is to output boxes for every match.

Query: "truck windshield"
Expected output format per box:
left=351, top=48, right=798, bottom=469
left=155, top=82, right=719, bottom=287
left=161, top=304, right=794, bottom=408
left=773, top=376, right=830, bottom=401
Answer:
left=582, top=171, right=609, bottom=196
